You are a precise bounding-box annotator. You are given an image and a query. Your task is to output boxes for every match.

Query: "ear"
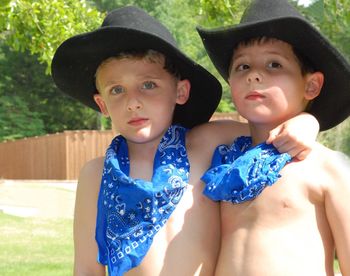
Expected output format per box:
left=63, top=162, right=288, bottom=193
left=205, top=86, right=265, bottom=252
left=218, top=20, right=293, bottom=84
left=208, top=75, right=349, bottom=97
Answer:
left=176, top=79, right=190, bottom=105
left=304, top=72, right=324, bottom=100
left=93, top=94, right=110, bottom=117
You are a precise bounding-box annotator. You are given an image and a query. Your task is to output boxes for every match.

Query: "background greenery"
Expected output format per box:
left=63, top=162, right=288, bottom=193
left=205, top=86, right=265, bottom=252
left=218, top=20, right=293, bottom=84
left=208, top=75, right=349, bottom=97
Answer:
left=0, top=0, right=349, bottom=155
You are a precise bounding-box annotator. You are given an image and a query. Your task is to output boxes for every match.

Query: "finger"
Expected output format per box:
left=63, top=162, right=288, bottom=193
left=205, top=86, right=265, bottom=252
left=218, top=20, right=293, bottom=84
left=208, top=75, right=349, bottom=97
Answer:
left=273, top=141, right=295, bottom=154
left=295, top=148, right=312, bottom=161
left=273, top=137, right=306, bottom=154
left=267, top=126, right=283, bottom=144
left=276, top=145, right=301, bottom=158
left=272, top=133, right=298, bottom=149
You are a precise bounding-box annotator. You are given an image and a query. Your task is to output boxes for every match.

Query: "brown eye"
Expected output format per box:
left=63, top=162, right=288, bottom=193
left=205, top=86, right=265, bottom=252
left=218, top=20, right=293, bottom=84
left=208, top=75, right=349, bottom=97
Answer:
left=268, top=62, right=282, bottom=69
left=236, top=64, right=250, bottom=71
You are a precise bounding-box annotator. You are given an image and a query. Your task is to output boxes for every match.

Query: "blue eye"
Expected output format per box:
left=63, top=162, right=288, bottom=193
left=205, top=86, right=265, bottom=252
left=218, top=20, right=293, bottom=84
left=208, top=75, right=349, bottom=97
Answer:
left=142, top=81, right=156, bottom=90
left=111, top=85, right=125, bottom=94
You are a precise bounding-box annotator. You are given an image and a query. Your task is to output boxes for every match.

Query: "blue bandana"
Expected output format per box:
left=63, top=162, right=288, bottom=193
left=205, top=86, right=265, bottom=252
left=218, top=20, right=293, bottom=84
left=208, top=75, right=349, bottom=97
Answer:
left=201, top=136, right=292, bottom=204
left=96, top=125, right=189, bottom=276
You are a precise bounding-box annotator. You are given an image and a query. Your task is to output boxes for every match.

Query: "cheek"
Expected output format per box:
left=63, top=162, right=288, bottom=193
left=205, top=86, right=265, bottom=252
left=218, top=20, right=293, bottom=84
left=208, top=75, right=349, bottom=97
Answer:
left=229, top=83, right=242, bottom=105
left=105, top=98, right=119, bottom=110
left=159, top=97, right=177, bottom=115
left=104, top=98, right=125, bottom=118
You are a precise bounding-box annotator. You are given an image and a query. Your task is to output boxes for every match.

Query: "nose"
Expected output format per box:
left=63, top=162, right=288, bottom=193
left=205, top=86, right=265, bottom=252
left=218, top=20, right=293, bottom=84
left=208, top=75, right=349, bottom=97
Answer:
left=126, top=93, right=142, bottom=111
left=247, top=71, right=262, bottom=83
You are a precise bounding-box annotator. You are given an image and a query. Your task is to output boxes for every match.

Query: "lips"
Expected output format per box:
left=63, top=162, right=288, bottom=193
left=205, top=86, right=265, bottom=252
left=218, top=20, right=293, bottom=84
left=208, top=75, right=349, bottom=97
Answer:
left=128, top=117, right=149, bottom=126
left=245, top=91, right=265, bottom=100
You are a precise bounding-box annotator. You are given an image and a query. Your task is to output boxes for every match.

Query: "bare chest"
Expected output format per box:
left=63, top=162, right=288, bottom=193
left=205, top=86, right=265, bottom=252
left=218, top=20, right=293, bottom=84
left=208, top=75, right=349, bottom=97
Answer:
left=221, top=161, right=324, bottom=230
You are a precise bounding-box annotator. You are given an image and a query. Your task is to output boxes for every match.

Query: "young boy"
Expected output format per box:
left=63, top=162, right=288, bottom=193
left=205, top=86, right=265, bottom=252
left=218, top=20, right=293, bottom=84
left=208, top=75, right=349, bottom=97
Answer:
left=198, top=0, right=350, bottom=275
left=52, top=5, right=319, bottom=276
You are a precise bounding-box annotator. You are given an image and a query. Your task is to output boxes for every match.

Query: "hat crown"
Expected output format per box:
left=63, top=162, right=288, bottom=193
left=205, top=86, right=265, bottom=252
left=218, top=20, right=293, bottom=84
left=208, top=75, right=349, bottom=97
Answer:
left=241, top=0, right=303, bottom=24
left=102, top=6, right=177, bottom=47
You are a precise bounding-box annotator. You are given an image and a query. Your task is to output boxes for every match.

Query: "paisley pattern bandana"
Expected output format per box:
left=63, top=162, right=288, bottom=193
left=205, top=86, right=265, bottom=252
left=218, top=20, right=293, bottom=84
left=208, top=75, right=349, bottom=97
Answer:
left=201, top=136, right=291, bottom=204
left=96, top=125, right=189, bottom=276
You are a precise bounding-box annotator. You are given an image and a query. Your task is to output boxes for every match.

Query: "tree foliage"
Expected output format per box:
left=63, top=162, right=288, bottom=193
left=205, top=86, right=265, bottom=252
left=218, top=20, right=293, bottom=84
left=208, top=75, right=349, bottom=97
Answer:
left=305, top=0, right=350, bottom=60
left=0, top=0, right=103, bottom=141
left=0, top=94, right=45, bottom=140
left=0, top=0, right=102, bottom=72
left=0, top=43, right=100, bottom=141
left=197, top=0, right=249, bottom=27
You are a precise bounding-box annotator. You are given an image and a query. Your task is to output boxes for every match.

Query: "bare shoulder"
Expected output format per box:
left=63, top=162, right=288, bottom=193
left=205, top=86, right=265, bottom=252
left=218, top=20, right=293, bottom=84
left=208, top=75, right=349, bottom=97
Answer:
left=324, top=146, right=350, bottom=180
left=311, top=143, right=350, bottom=168
left=75, top=156, right=105, bottom=233
left=309, top=143, right=350, bottom=187
left=78, top=157, right=105, bottom=188
left=75, top=156, right=105, bottom=212
left=80, top=156, right=105, bottom=176
left=328, top=148, right=350, bottom=168
left=187, top=120, right=249, bottom=147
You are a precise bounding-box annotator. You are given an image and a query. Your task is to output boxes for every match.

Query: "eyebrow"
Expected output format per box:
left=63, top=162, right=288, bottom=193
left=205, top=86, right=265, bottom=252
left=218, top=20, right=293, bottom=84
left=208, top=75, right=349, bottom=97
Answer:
left=233, top=50, right=292, bottom=62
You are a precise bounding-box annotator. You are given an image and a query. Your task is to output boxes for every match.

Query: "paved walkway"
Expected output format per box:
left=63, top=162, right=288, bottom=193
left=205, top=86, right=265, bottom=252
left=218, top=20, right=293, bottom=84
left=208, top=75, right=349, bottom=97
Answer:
left=0, top=179, right=76, bottom=219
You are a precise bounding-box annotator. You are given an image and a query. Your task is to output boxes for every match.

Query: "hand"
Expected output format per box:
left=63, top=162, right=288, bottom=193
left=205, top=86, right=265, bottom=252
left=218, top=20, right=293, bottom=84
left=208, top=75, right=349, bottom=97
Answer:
left=266, top=112, right=320, bottom=160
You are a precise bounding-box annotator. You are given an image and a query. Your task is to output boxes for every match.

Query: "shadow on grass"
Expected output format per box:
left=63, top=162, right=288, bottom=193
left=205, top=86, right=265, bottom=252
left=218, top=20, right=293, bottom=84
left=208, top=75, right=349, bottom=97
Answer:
left=0, top=212, right=73, bottom=275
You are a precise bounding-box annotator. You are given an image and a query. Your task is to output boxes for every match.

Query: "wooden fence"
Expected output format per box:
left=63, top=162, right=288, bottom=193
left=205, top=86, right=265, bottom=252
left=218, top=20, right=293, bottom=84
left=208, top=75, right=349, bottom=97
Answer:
left=0, top=113, right=244, bottom=180
left=0, top=130, right=115, bottom=180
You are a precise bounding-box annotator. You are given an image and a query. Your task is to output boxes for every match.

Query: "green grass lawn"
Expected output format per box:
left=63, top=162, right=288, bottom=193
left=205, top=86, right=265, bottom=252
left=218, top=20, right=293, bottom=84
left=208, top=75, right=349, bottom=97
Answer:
left=0, top=212, right=342, bottom=275
left=0, top=212, right=73, bottom=275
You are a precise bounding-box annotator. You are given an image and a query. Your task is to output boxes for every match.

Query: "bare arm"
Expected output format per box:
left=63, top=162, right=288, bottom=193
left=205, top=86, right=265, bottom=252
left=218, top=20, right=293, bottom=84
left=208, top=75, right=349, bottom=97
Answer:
left=191, top=112, right=319, bottom=160
left=324, top=151, right=350, bottom=276
left=189, top=119, right=249, bottom=149
left=74, top=157, right=106, bottom=276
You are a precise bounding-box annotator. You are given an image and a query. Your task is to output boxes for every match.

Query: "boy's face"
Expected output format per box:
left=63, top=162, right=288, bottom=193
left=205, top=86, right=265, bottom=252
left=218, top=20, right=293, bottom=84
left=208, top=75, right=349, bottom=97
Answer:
left=94, top=57, right=189, bottom=144
left=228, top=39, right=322, bottom=128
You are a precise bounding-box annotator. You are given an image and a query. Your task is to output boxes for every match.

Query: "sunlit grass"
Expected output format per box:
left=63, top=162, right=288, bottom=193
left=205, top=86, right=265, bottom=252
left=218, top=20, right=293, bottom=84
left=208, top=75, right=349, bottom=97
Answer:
left=0, top=212, right=342, bottom=275
left=0, top=213, right=73, bottom=275
left=334, top=258, right=340, bottom=274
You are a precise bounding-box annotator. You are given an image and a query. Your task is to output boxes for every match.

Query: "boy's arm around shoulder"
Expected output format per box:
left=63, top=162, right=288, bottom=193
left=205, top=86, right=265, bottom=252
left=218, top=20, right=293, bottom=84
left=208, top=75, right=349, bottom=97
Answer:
left=188, top=119, right=249, bottom=149
left=322, top=149, right=350, bottom=276
left=189, top=112, right=319, bottom=161
left=74, top=157, right=106, bottom=276
left=186, top=120, right=248, bottom=173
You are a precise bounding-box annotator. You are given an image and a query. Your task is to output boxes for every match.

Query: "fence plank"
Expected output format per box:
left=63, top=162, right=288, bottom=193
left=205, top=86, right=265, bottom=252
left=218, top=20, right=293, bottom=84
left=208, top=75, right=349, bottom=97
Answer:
left=0, top=131, right=116, bottom=180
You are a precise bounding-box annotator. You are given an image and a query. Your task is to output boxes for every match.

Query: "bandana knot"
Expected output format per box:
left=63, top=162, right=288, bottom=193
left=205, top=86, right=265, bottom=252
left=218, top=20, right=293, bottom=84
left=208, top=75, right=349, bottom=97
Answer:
left=201, top=136, right=291, bottom=204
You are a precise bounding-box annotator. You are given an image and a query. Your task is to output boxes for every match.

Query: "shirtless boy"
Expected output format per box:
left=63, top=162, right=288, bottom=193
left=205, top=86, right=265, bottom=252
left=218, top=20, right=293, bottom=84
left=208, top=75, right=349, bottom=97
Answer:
left=52, top=5, right=319, bottom=276
left=198, top=0, right=350, bottom=275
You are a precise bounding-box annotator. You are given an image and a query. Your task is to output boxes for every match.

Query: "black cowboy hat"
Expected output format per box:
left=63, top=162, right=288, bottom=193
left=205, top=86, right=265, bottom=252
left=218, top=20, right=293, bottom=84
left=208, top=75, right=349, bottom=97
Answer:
left=52, top=6, right=222, bottom=129
left=197, top=0, right=350, bottom=130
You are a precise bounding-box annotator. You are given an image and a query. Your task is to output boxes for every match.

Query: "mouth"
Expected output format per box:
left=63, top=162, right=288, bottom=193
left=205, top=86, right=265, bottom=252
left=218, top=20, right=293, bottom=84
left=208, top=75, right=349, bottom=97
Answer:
left=245, top=91, right=265, bottom=100
left=128, top=117, right=149, bottom=126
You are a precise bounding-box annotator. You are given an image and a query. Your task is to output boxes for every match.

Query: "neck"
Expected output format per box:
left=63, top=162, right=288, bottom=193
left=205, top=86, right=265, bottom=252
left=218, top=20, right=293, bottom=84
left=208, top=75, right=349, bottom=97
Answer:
left=249, top=123, right=277, bottom=146
left=128, top=139, right=159, bottom=161
left=126, top=136, right=163, bottom=181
